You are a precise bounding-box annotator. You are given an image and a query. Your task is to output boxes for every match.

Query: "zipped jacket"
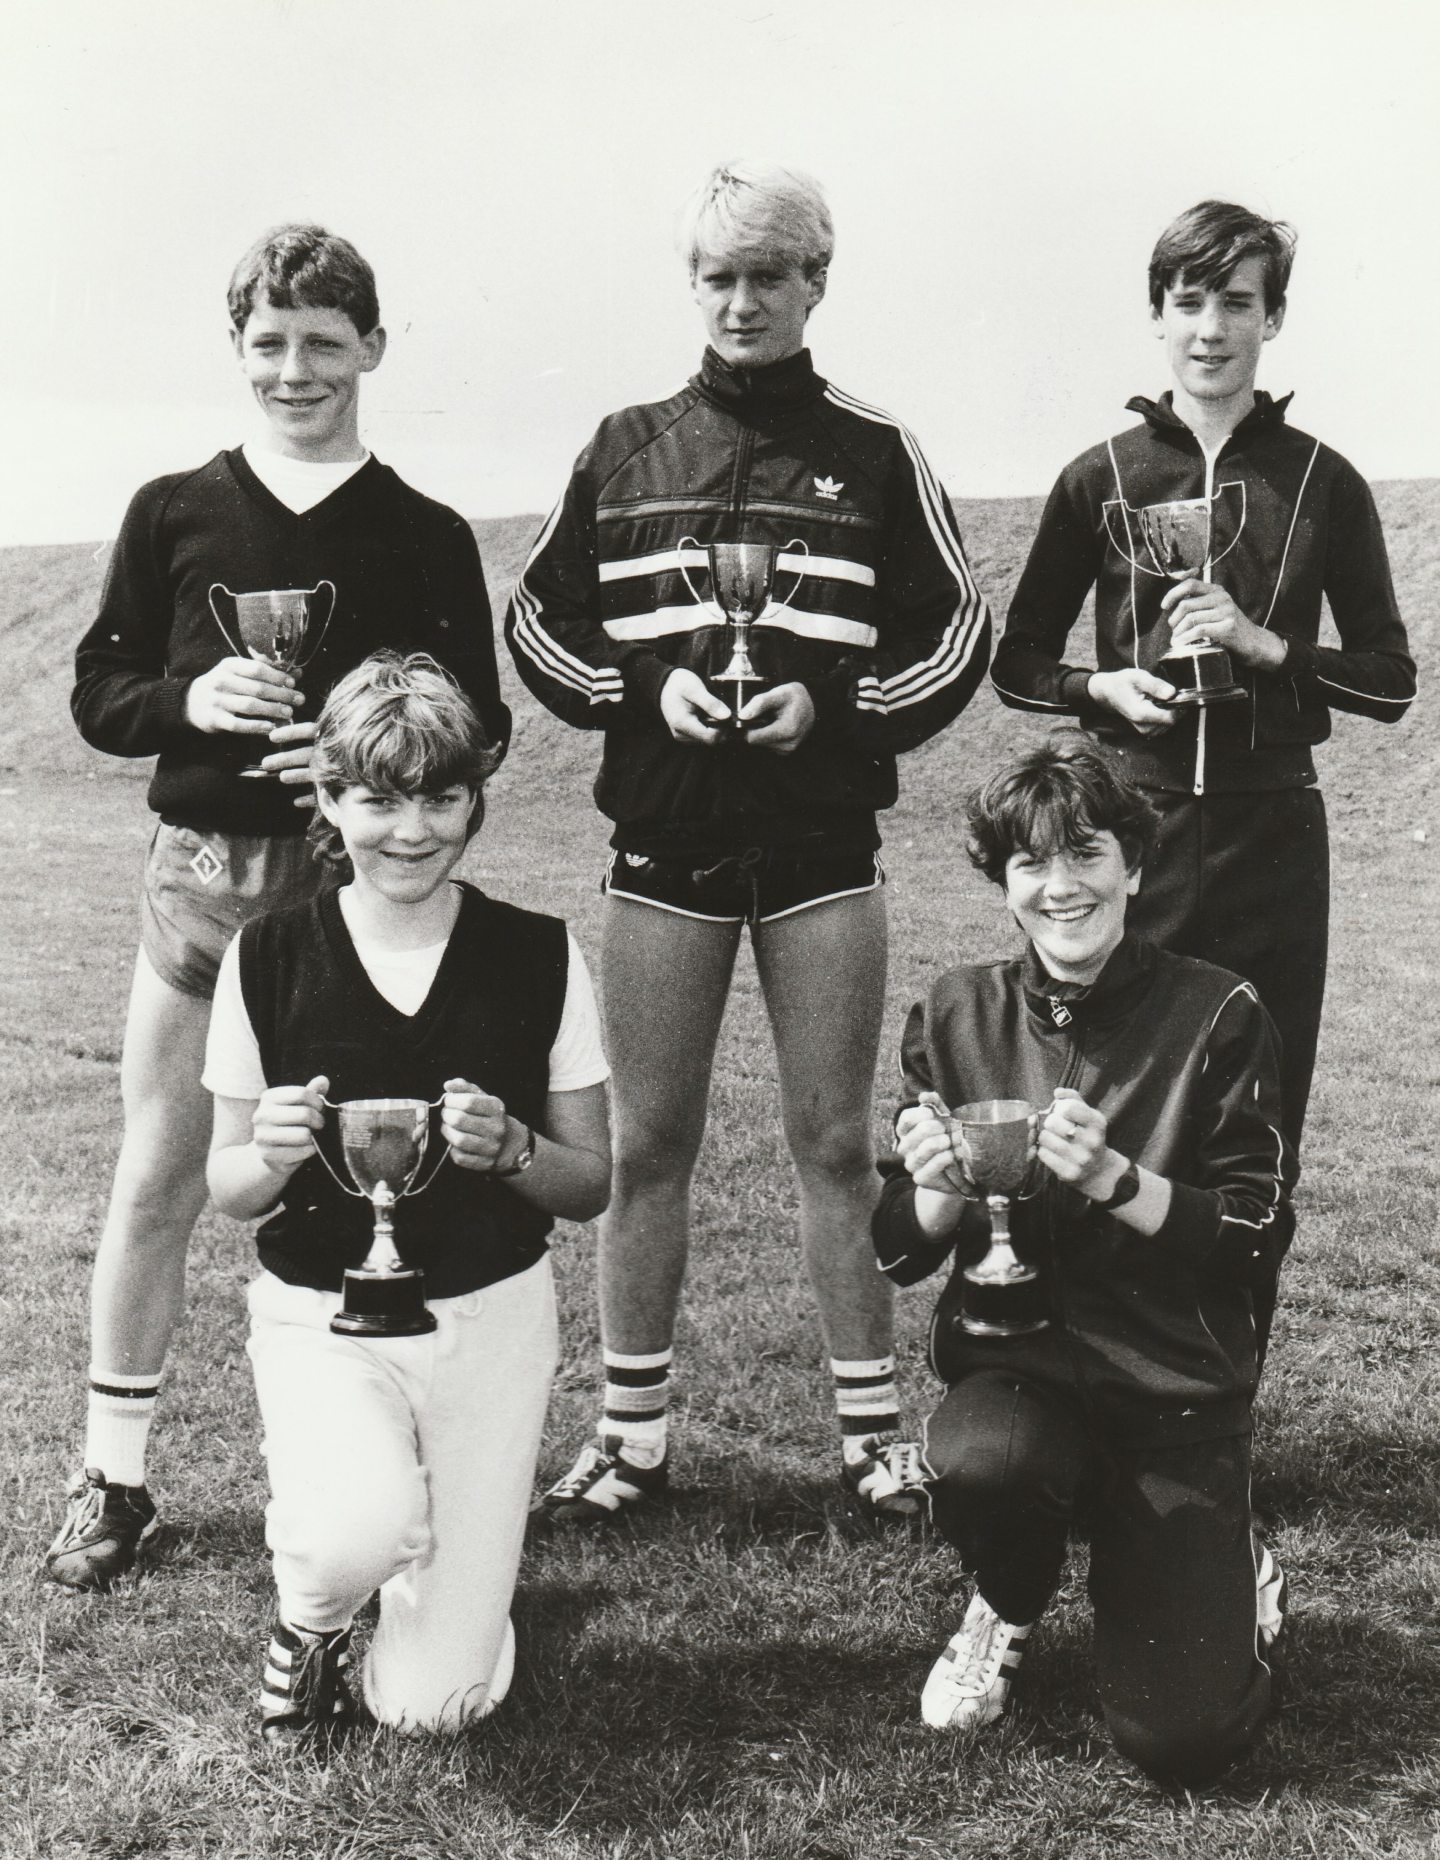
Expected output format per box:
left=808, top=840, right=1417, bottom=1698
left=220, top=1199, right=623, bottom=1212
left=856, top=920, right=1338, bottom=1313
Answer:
left=991, top=393, right=1415, bottom=795
left=504, top=348, right=991, bottom=853
left=872, top=936, right=1297, bottom=1447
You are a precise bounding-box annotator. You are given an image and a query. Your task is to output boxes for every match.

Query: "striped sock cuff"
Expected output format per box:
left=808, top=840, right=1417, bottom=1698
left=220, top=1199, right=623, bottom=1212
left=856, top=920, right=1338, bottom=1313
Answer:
left=831, top=1356, right=900, bottom=1438
left=87, top=1367, right=163, bottom=1401
left=85, top=1368, right=162, bottom=1489
left=602, top=1347, right=673, bottom=1426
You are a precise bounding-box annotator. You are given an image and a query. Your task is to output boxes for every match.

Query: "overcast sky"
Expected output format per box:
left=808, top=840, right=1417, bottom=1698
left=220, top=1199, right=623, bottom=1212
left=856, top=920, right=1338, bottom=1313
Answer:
left=3, top=0, right=1436, bottom=545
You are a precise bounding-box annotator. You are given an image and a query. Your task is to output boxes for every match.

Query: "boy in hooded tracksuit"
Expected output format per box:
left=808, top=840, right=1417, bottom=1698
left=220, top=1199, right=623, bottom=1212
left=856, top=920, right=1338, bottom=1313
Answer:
left=991, top=202, right=1414, bottom=1171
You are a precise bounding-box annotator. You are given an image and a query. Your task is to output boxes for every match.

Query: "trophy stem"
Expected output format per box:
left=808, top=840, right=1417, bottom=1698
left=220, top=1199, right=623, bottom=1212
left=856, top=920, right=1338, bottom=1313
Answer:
left=961, top=1195, right=1048, bottom=1338
left=330, top=1184, right=437, bottom=1338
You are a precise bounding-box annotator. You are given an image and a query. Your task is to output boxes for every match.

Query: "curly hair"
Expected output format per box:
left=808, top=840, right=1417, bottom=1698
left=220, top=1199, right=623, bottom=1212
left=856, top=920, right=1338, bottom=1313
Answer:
left=965, top=735, right=1159, bottom=888
left=307, top=652, right=503, bottom=867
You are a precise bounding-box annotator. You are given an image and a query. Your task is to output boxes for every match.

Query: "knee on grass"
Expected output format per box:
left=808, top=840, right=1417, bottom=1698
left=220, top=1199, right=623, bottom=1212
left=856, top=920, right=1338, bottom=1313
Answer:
left=1106, top=1701, right=1261, bottom=1789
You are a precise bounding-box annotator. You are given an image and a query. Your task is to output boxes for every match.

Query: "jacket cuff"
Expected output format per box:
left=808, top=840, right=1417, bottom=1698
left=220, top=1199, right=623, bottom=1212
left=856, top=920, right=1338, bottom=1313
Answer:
left=872, top=1170, right=957, bottom=1286
left=622, top=653, right=674, bottom=717
left=802, top=667, right=857, bottom=741
left=1058, top=668, right=1094, bottom=712
left=1268, top=632, right=1311, bottom=679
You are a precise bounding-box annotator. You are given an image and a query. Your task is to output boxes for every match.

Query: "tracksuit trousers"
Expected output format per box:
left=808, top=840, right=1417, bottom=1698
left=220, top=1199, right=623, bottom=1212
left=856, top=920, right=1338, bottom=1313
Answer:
left=246, top=1257, right=558, bottom=1732
left=1127, top=786, right=1327, bottom=1358
left=924, top=1368, right=1273, bottom=1787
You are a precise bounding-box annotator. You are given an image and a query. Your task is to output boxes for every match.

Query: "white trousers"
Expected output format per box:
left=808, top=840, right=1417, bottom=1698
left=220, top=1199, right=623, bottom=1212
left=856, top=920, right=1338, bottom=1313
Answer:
left=246, top=1257, right=558, bottom=1732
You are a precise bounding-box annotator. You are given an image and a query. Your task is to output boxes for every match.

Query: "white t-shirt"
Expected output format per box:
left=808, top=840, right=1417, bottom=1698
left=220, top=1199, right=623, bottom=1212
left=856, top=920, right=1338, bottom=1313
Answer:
left=243, top=442, right=370, bottom=514
left=203, top=917, right=608, bottom=1102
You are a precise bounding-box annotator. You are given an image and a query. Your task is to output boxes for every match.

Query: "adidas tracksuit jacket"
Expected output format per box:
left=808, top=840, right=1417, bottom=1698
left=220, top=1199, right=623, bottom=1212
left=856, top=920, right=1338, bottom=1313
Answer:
left=504, top=346, right=992, bottom=856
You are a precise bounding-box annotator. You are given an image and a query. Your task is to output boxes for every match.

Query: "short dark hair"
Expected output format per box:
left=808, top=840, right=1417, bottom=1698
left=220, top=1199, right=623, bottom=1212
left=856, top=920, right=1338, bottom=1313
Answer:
left=1148, top=200, right=1296, bottom=316
left=308, top=653, right=502, bottom=866
left=966, top=736, right=1159, bottom=887
left=227, top=224, right=380, bottom=336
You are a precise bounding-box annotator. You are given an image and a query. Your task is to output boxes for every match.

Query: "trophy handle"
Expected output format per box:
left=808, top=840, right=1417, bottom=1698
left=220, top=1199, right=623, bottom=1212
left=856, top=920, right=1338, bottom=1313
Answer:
left=917, top=1091, right=980, bottom=1200
left=207, top=583, right=246, bottom=659
left=1013, top=1099, right=1057, bottom=1201
left=1101, top=503, right=1164, bottom=580
left=307, top=1111, right=369, bottom=1198
left=675, top=537, right=719, bottom=621
left=294, top=580, right=337, bottom=670
left=771, top=538, right=810, bottom=616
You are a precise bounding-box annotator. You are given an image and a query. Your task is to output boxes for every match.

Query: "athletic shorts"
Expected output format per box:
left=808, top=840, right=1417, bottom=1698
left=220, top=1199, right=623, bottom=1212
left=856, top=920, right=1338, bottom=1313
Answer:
left=603, top=845, right=884, bottom=925
left=139, top=822, right=328, bottom=1000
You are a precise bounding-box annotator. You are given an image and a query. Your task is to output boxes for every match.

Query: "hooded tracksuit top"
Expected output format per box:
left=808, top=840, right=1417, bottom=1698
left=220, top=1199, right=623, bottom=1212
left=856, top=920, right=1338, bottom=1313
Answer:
left=504, top=347, right=992, bottom=855
left=990, top=391, right=1415, bottom=796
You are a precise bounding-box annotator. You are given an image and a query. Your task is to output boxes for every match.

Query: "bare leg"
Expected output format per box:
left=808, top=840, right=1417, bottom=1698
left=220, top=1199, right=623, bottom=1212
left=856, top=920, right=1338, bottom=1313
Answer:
left=89, top=948, right=214, bottom=1378
left=751, top=890, right=890, bottom=1361
left=598, top=900, right=742, bottom=1356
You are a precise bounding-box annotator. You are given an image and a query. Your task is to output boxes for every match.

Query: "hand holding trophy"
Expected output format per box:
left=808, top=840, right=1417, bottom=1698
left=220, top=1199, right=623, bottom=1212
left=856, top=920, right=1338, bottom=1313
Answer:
left=677, top=538, right=809, bottom=729
left=919, top=1091, right=1050, bottom=1338
left=1135, top=501, right=1245, bottom=708
left=206, top=581, right=337, bottom=774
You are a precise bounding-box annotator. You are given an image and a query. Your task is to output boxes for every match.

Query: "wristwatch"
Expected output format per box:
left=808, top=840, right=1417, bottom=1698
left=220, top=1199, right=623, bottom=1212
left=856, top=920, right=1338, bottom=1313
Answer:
left=493, top=1123, right=536, bottom=1178
left=1094, top=1160, right=1141, bottom=1212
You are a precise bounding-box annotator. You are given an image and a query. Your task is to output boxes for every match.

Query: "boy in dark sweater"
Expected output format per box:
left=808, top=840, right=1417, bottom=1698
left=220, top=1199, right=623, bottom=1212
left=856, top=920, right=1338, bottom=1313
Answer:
left=48, top=226, right=510, bottom=1591
left=204, top=654, right=608, bottom=1741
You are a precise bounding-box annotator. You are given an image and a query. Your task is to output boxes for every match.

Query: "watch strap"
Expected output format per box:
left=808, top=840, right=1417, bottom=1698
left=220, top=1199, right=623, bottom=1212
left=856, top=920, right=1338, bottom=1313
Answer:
left=1095, top=1160, right=1141, bottom=1212
left=493, top=1124, right=536, bottom=1178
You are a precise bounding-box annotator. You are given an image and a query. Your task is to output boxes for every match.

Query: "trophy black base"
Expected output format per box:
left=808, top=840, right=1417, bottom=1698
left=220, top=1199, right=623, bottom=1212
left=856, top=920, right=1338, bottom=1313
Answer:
left=960, top=1273, right=1049, bottom=1338
left=331, top=1267, right=437, bottom=1338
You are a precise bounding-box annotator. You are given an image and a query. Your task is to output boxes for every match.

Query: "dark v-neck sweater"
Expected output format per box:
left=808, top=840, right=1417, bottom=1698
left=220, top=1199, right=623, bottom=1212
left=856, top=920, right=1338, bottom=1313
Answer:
left=238, top=881, right=568, bottom=1295
left=73, top=449, right=510, bottom=836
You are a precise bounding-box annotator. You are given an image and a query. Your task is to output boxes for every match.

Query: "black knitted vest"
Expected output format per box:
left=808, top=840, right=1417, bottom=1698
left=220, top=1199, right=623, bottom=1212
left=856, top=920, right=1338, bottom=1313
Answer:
left=238, top=882, right=568, bottom=1296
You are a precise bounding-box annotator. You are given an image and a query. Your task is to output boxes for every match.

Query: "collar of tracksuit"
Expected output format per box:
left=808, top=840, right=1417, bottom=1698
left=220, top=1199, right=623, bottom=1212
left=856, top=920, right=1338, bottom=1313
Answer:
left=694, top=346, right=829, bottom=420
left=1124, top=387, right=1295, bottom=441
left=1022, top=932, right=1158, bottom=1034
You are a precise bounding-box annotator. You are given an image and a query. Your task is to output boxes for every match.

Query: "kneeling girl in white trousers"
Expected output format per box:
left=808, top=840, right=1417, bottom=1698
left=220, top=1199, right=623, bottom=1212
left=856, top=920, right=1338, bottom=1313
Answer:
left=205, top=653, right=610, bottom=1743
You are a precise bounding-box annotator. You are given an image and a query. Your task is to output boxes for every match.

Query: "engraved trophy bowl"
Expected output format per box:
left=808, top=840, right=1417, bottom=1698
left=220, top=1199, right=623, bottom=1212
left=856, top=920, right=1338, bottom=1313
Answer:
left=325, top=1097, right=441, bottom=1338
left=677, top=538, right=809, bottom=729
left=1136, top=500, right=1245, bottom=708
left=206, top=580, right=337, bottom=774
left=927, top=1095, right=1050, bottom=1339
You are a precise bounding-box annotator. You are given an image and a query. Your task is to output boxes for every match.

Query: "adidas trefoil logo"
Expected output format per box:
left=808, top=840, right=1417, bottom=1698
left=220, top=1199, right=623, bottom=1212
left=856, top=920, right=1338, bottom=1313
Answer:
left=814, top=475, right=843, bottom=501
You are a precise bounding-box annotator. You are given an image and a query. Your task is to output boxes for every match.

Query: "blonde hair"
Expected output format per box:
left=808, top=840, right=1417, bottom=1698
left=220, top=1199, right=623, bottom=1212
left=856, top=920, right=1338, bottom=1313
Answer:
left=677, top=161, right=834, bottom=278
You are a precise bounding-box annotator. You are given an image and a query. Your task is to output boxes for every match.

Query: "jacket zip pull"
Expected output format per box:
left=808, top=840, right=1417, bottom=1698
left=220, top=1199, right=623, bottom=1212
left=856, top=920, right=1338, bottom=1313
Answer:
left=1193, top=706, right=1207, bottom=797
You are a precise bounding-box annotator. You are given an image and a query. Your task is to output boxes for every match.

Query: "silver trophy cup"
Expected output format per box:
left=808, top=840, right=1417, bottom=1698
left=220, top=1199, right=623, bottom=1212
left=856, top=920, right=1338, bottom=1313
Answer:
left=325, top=1098, right=441, bottom=1338
left=923, top=1094, right=1049, bottom=1338
left=677, top=539, right=809, bottom=728
left=1136, top=501, right=1245, bottom=708
left=207, top=580, right=337, bottom=773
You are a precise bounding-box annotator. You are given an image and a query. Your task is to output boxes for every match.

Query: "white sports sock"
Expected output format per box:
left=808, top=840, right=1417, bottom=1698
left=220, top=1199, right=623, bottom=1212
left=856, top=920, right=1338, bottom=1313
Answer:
left=84, top=1367, right=161, bottom=1488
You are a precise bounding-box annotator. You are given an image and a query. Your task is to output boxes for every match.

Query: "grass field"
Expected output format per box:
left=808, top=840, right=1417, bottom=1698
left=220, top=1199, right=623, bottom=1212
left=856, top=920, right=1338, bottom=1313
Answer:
left=1, top=486, right=1437, bottom=1858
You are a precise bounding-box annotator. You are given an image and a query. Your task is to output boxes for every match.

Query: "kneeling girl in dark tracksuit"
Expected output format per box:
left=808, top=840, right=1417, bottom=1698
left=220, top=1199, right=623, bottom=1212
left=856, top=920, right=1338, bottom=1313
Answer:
left=204, top=654, right=610, bottom=1744
left=873, top=737, right=1296, bottom=1787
